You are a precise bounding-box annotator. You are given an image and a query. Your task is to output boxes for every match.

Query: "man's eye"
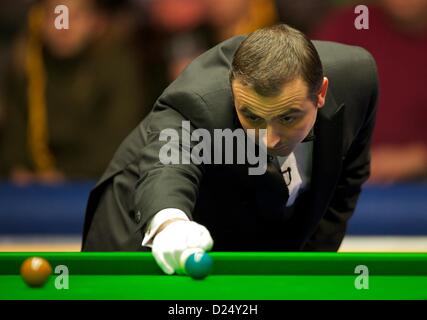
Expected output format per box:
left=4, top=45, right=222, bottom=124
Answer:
left=280, top=116, right=295, bottom=124
left=246, top=114, right=263, bottom=122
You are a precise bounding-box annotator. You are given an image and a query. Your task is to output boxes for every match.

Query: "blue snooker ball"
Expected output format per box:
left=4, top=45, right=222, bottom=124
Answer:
left=185, top=252, right=213, bottom=280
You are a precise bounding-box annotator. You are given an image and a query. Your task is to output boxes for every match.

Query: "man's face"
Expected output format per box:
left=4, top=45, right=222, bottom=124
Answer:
left=232, top=78, right=327, bottom=157
left=42, top=0, right=103, bottom=58
left=381, top=0, right=427, bottom=25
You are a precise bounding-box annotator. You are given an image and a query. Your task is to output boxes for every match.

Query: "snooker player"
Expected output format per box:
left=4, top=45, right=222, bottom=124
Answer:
left=82, top=24, right=378, bottom=275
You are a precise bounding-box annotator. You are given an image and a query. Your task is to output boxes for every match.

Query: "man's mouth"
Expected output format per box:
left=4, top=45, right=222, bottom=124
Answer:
left=269, top=142, right=296, bottom=156
left=271, top=144, right=288, bottom=152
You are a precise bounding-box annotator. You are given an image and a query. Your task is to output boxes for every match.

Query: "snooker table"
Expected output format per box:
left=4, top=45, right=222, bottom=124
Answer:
left=0, top=252, right=426, bottom=300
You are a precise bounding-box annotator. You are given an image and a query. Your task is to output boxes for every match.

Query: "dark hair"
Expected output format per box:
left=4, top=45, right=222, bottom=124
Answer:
left=230, top=24, right=323, bottom=102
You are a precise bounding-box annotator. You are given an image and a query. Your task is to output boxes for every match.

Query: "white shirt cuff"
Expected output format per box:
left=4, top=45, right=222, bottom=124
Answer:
left=141, top=208, right=189, bottom=247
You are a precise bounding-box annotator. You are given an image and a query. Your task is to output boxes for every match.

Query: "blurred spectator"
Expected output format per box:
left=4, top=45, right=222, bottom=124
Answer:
left=135, top=0, right=278, bottom=84
left=0, top=1, right=32, bottom=131
left=146, top=0, right=208, bottom=81
left=206, top=0, right=278, bottom=42
left=275, top=0, right=333, bottom=34
left=0, top=0, right=147, bottom=184
left=313, top=0, right=427, bottom=183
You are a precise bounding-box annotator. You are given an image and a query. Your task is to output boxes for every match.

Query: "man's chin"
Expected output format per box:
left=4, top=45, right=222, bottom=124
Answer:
left=267, top=147, right=292, bottom=157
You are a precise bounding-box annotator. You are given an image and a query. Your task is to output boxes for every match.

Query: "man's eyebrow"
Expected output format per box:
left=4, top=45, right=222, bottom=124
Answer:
left=241, top=108, right=262, bottom=118
left=239, top=105, right=257, bottom=113
left=241, top=105, right=303, bottom=116
left=277, top=108, right=304, bottom=116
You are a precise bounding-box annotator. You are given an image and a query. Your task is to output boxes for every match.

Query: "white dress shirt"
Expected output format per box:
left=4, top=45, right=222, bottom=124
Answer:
left=278, top=141, right=313, bottom=207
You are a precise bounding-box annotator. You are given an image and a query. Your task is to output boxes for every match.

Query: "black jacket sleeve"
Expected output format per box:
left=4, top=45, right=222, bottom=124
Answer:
left=303, top=52, right=379, bottom=251
left=133, top=90, right=209, bottom=232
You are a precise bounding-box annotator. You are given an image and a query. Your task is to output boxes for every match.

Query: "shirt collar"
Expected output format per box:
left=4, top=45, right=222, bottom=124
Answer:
left=302, top=128, right=316, bottom=143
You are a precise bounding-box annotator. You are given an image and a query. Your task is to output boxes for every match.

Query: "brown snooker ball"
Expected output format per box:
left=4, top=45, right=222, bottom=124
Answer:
left=20, top=257, right=52, bottom=287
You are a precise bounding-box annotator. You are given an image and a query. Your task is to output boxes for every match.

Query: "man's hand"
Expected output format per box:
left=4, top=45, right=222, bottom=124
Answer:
left=151, top=220, right=213, bottom=275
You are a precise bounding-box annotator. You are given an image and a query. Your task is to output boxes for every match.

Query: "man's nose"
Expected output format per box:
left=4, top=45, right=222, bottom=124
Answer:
left=263, top=124, right=281, bottom=149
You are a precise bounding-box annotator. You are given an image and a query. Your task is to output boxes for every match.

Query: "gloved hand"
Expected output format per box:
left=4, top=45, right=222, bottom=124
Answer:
left=152, top=220, right=213, bottom=275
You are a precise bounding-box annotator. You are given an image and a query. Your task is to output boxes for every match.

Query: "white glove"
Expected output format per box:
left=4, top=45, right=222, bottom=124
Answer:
left=152, top=220, right=213, bottom=275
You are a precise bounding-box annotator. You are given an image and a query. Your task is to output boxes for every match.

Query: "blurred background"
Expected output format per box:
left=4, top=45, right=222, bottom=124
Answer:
left=0, top=0, right=426, bottom=251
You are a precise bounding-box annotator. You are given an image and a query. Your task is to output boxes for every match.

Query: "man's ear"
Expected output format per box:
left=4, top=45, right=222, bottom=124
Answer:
left=316, top=77, right=329, bottom=109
